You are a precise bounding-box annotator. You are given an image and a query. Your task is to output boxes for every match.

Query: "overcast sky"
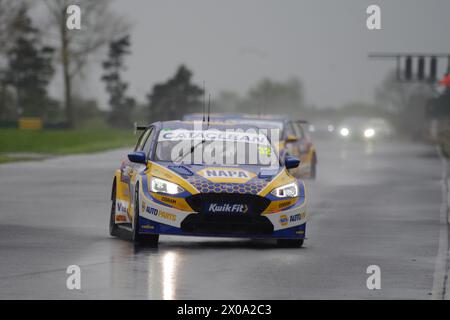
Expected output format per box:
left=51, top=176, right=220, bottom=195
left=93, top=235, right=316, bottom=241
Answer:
left=48, top=0, right=450, bottom=109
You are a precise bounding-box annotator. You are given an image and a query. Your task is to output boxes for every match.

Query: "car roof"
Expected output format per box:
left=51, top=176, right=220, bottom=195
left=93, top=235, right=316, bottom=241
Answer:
left=154, top=120, right=275, bottom=131
left=182, top=113, right=242, bottom=120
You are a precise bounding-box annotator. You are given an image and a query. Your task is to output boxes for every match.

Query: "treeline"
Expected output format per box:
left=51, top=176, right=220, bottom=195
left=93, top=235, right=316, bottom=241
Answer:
left=0, top=1, right=308, bottom=130
left=213, top=78, right=304, bottom=117
left=1, top=1, right=429, bottom=136
left=0, top=1, right=212, bottom=129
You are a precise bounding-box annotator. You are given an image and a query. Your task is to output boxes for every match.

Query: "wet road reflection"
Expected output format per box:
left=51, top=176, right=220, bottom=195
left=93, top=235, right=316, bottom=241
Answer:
left=161, top=251, right=178, bottom=300
left=0, top=138, right=444, bottom=299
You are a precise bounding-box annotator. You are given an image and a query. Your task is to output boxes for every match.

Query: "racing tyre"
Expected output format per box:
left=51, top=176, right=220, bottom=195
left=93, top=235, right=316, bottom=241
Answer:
left=109, top=180, right=119, bottom=237
left=132, top=184, right=159, bottom=246
left=277, top=239, right=304, bottom=248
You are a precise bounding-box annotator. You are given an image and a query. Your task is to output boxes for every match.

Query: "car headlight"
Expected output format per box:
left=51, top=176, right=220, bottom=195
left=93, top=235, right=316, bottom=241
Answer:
left=364, top=128, right=375, bottom=138
left=150, top=177, right=184, bottom=195
left=271, top=182, right=298, bottom=198
left=340, top=127, right=350, bottom=137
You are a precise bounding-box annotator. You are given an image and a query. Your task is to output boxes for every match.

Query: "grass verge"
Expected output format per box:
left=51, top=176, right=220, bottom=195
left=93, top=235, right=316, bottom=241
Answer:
left=0, top=155, right=32, bottom=164
left=0, top=128, right=136, bottom=163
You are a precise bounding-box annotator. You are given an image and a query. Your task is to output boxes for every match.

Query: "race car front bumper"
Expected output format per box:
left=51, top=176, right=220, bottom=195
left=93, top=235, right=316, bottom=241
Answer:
left=138, top=214, right=307, bottom=239
left=138, top=189, right=309, bottom=239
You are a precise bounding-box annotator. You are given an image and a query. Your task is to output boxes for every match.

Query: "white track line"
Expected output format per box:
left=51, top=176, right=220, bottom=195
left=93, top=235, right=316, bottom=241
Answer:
left=431, top=146, right=449, bottom=299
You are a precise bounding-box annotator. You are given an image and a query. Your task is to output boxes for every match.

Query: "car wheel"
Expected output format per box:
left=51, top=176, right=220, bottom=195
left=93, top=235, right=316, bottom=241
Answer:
left=277, top=239, right=304, bottom=248
left=109, top=179, right=119, bottom=237
left=132, top=183, right=159, bottom=246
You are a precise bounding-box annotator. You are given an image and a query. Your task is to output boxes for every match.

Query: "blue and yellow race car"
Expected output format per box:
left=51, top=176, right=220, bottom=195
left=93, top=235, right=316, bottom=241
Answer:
left=109, top=120, right=309, bottom=247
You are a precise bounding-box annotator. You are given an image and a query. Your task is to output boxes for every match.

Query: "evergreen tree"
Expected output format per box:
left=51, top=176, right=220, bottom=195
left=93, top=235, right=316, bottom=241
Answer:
left=102, top=35, right=135, bottom=128
left=147, top=65, right=204, bottom=121
left=4, top=6, right=54, bottom=118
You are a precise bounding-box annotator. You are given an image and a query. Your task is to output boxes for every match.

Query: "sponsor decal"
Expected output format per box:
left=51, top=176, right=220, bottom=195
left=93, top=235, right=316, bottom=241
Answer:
left=161, top=196, right=176, bottom=204
left=115, top=215, right=127, bottom=222
left=289, top=212, right=306, bottom=222
left=145, top=206, right=176, bottom=222
left=146, top=206, right=158, bottom=216
left=208, top=203, right=248, bottom=214
left=206, top=169, right=249, bottom=178
left=141, top=224, right=154, bottom=230
left=198, top=167, right=256, bottom=183
left=117, top=202, right=128, bottom=214
left=151, top=193, right=193, bottom=211
left=279, top=214, right=288, bottom=226
left=158, top=129, right=270, bottom=145
left=158, top=211, right=176, bottom=221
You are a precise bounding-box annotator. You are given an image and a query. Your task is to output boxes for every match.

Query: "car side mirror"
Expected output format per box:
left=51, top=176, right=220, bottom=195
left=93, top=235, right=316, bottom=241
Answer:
left=128, top=151, right=147, bottom=164
left=284, top=155, right=300, bottom=169
left=286, top=134, right=299, bottom=143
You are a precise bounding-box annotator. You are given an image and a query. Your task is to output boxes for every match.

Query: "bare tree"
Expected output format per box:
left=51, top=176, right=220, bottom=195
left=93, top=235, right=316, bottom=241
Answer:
left=43, top=0, right=129, bottom=128
left=375, top=70, right=434, bottom=137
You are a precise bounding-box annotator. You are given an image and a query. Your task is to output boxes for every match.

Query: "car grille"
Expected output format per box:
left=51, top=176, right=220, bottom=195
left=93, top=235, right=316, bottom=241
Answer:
left=181, top=213, right=274, bottom=235
left=186, top=193, right=270, bottom=215
left=182, top=193, right=273, bottom=235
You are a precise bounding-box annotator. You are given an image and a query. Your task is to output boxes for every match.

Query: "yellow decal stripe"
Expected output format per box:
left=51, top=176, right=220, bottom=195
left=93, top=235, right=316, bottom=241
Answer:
left=146, top=162, right=199, bottom=194
left=257, top=169, right=295, bottom=197
left=115, top=170, right=130, bottom=202
left=262, top=197, right=298, bottom=214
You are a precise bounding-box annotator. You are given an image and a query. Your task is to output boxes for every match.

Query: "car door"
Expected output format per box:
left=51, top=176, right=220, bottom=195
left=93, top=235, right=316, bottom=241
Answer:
left=122, top=127, right=155, bottom=219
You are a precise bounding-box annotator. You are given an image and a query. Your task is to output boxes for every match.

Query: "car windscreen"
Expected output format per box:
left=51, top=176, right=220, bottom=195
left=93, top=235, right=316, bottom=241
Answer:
left=155, top=128, right=279, bottom=167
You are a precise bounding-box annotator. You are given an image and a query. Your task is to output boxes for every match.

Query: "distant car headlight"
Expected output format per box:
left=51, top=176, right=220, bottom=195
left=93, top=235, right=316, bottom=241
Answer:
left=364, top=128, right=375, bottom=139
left=271, top=182, right=298, bottom=198
left=340, top=127, right=350, bottom=137
left=150, top=177, right=184, bottom=195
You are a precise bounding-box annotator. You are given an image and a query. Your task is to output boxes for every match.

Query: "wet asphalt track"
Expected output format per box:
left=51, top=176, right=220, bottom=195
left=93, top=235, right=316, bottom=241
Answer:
left=0, top=137, right=447, bottom=299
